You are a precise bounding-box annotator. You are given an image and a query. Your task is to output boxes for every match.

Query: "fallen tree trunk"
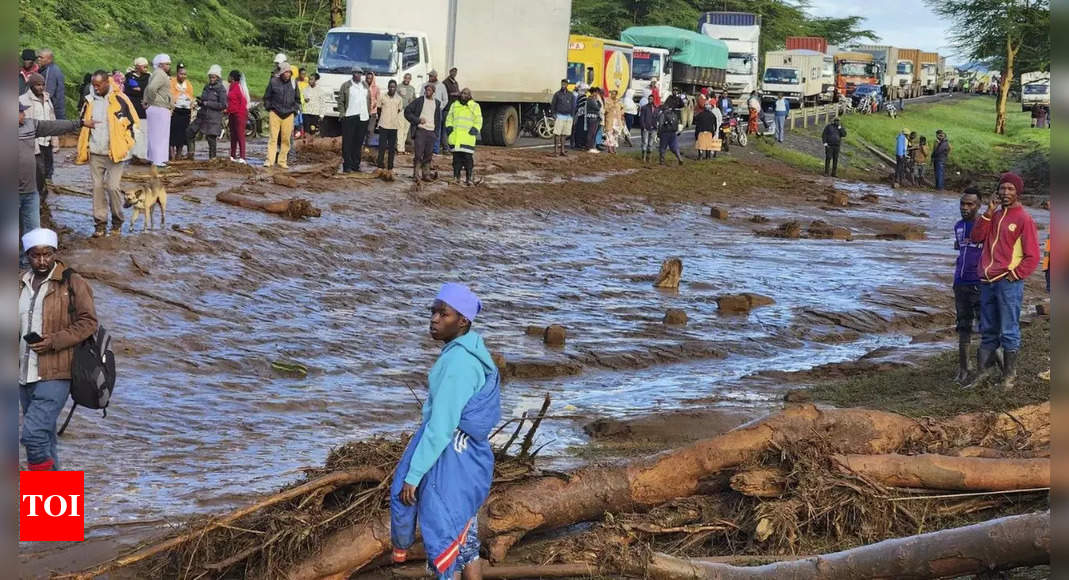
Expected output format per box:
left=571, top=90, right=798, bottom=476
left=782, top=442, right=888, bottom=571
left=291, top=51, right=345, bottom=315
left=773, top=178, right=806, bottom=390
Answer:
left=216, top=190, right=321, bottom=219
left=833, top=454, right=1050, bottom=491
left=61, top=467, right=387, bottom=580
left=644, top=511, right=1050, bottom=579
left=285, top=404, right=923, bottom=579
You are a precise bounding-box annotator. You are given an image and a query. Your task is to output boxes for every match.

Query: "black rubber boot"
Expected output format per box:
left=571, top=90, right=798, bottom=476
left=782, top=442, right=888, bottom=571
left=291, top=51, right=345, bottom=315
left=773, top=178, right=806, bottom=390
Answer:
left=955, top=333, right=971, bottom=384
left=969, top=348, right=997, bottom=387
left=1000, top=350, right=1018, bottom=391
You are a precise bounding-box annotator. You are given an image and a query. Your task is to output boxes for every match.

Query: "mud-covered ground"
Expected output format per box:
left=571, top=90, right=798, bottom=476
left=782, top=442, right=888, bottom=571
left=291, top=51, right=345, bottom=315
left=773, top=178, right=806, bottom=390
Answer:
left=19, top=138, right=1050, bottom=577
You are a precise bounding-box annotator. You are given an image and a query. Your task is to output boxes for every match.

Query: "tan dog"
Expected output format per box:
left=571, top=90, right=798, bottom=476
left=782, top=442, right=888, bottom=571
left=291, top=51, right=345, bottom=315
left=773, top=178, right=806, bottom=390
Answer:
left=123, top=166, right=168, bottom=232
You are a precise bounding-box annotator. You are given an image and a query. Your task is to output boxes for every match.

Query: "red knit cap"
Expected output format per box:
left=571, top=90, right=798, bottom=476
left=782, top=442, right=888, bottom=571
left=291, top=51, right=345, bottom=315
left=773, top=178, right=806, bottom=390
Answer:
left=999, top=172, right=1024, bottom=194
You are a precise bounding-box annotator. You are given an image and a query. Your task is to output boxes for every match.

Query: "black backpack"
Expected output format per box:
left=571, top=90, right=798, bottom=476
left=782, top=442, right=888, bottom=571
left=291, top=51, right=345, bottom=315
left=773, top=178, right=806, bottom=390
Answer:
left=57, top=268, right=116, bottom=436
left=659, top=110, right=679, bottom=133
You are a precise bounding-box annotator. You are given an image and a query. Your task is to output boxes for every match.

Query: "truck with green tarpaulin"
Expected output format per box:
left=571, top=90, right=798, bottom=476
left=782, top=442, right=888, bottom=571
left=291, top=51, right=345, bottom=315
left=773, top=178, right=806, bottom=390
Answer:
left=620, top=26, right=728, bottom=95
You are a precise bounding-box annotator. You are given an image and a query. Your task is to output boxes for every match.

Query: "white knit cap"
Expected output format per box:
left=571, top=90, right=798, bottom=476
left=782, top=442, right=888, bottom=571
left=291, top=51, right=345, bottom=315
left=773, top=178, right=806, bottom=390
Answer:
left=152, top=53, right=171, bottom=68
left=22, top=227, right=58, bottom=252
left=133, top=56, right=149, bottom=67
left=274, top=53, right=288, bottom=64
left=208, top=64, right=222, bottom=78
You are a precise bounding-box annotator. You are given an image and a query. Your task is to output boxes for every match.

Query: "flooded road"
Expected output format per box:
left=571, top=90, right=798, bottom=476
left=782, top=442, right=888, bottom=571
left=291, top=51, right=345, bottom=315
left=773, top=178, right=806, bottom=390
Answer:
left=25, top=150, right=1039, bottom=544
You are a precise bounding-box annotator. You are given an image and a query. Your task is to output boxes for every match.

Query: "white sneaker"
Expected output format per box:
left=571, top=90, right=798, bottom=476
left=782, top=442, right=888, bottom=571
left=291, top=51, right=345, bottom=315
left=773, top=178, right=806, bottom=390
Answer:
left=230, top=156, right=237, bottom=162
left=588, top=148, right=599, bottom=154
left=237, top=158, right=247, bottom=164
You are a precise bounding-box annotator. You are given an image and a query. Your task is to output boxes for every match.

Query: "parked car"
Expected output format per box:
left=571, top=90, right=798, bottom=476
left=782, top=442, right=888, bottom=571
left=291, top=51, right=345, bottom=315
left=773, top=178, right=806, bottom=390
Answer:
left=850, top=83, right=883, bottom=108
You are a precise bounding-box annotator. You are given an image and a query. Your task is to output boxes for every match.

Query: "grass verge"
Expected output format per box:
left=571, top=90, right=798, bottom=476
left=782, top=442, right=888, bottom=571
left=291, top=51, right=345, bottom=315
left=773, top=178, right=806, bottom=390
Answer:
left=808, top=317, right=1050, bottom=418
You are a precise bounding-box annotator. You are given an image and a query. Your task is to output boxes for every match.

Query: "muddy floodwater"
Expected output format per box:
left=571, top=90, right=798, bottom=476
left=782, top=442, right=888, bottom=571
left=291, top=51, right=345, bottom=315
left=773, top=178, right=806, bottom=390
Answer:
left=26, top=152, right=1036, bottom=550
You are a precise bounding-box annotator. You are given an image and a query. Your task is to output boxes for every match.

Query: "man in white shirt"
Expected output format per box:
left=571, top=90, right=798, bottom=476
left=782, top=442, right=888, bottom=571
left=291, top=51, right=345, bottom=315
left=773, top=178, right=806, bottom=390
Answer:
left=19, top=73, right=57, bottom=204
left=338, top=68, right=371, bottom=172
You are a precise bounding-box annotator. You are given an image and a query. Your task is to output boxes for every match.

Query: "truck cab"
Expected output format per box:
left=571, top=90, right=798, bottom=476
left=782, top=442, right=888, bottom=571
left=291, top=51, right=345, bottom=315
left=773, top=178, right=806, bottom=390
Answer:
left=834, top=53, right=878, bottom=97
left=820, top=55, right=835, bottom=102
left=316, top=27, right=429, bottom=136
left=1021, top=71, right=1050, bottom=111
left=630, top=47, right=671, bottom=102
left=893, top=60, right=914, bottom=90
left=762, top=67, right=803, bottom=105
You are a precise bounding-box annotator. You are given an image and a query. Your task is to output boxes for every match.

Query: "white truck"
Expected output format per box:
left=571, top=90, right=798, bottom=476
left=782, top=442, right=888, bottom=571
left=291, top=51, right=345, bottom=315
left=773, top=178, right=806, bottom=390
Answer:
left=315, top=0, right=571, bottom=145
left=630, top=46, right=671, bottom=103
left=698, top=11, right=760, bottom=106
left=1020, top=71, right=1050, bottom=111
left=761, top=50, right=824, bottom=106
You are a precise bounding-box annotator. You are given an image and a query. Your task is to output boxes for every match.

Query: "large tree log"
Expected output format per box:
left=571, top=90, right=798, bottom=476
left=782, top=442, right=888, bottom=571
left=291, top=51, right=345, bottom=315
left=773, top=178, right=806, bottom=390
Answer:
left=285, top=404, right=922, bottom=579
left=216, top=190, right=321, bottom=219
left=644, top=511, right=1050, bottom=579
left=832, top=454, right=1050, bottom=491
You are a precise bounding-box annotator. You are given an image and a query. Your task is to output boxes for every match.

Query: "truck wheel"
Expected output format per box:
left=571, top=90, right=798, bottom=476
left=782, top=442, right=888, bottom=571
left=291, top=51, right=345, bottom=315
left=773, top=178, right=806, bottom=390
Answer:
left=491, top=106, right=520, bottom=146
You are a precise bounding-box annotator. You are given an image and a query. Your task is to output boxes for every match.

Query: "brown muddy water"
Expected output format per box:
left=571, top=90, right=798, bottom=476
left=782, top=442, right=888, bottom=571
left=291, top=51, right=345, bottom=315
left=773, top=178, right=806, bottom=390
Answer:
left=22, top=148, right=1047, bottom=556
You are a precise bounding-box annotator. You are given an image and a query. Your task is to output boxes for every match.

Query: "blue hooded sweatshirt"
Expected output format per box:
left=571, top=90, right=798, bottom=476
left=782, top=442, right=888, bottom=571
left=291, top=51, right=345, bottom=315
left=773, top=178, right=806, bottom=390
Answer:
left=391, top=330, right=501, bottom=577
left=896, top=133, right=908, bottom=157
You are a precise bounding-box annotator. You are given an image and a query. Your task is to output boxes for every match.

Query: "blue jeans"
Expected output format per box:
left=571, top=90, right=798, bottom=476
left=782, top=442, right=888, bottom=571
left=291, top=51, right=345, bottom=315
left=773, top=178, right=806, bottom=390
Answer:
left=934, top=159, right=946, bottom=190
left=19, top=191, right=40, bottom=268
left=775, top=113, right=787, bottom=142
left=980, top=279, right=1024, bottom=352
left=19, top=379, right=70, bottom=470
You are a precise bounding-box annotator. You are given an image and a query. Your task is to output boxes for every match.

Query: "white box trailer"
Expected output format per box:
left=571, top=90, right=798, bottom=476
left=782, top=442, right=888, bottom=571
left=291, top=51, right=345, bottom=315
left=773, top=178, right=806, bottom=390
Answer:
left=316, top=0, right=572, bottom=145
left=761, top=50, right=824, bottom=106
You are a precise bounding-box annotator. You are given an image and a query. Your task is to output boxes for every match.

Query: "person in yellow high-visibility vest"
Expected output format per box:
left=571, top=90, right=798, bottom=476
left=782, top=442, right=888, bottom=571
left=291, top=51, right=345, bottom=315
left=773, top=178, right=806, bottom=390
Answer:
left=445, top=88, right=482, bottom=186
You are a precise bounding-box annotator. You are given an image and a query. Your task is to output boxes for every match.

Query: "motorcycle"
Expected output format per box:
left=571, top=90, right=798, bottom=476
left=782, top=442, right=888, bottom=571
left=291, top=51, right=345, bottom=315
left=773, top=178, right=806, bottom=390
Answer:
left=522, top=104, right=554, bottom=139
left=720, top=115, right=747, bottom=148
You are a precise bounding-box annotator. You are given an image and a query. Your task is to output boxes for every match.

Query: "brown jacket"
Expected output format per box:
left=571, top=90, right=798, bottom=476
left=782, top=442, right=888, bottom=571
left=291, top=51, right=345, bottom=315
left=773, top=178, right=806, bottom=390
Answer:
left=19, top=262, right=99, bottom=381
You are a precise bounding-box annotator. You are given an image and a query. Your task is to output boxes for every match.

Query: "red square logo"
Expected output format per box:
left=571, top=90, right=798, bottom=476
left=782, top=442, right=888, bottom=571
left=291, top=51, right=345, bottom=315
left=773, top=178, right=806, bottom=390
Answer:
left=19, top=471, right=85, bottom=541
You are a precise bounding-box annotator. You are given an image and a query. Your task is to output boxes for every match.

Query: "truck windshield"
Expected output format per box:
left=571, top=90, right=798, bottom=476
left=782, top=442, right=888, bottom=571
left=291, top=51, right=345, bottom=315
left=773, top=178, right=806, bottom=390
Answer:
left=318, top=31, right=398, bottom=75
left=838, top=62, right=875, bottom=77
left=1024, top=83, right=1049, bottom=95
left=727, top=53, right=754, bottom=75
left=632, top=53, right=662, bottom=80
left=567, top=62, right=585, bottom=86
left=822, top=59, right=834, bottom=78
left=763, top=68, right=799, bottom=84
left=896, top=62, right=913, bottom=75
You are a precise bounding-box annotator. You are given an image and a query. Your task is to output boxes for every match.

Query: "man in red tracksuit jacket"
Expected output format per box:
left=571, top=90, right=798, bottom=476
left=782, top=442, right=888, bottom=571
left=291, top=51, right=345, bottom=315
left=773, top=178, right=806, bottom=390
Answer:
left=969, top=172, right=1040, bottom=390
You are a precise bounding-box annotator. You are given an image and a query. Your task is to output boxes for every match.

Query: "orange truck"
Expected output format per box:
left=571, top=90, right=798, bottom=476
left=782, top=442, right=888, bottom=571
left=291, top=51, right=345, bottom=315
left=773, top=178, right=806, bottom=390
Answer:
left=833, top=51, right=879, bottom=97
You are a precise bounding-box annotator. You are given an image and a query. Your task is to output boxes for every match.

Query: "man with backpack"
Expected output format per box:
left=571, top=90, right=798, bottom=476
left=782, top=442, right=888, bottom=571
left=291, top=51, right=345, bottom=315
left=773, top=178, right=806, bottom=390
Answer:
left=18, top=228, right=99, bottom=470
left=656, top=105, right=683, bottom=166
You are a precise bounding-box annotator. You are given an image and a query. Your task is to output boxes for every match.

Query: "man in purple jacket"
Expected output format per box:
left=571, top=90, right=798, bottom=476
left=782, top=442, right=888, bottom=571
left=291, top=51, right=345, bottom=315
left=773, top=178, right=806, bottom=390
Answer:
left=954, top=188, right=984, bottom=384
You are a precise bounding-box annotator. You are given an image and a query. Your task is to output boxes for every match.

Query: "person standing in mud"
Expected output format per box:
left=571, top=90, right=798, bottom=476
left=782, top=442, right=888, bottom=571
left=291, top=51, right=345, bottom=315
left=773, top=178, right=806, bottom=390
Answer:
left=932, top=130, right=951, bottom=190
left=585, top=87, right=603, bottom=153
left=191, top=65, right=227, bottom=160
left=445, top=88, right=482, bottom=186
left=391, top=283, right=500, bottom=580
left=169, top=64, right=194, bottom=160
left=263, top=62, right=300, bottom=169
left=124, top=57, right=151, bottom=120
left=894, top=129, right=909, bottom=186
left=397, top=73, right=417, bottom=154
left=338, top=68, right=371, bottom=173
left=638, top=96, right=658, bottom=163
left=551, top=78, right=576, bottom=157
left=19, top=228, right=99, bottom=471
left=969, top=173, right=1040, bottom=390
left=572, top=84, right=589, bottom=150
left=144, top=54, right=174, bottom=168
left=953, top=188, right=984, bottom=384
left=377, top=80, right=404, bottom=172
left=405, top=83, right=441, bottom=182
left=227, top=69, right=249, bottom=163
left=656, top=104, right=683, bottom=166
left=821, top=117, right=846, bottom=177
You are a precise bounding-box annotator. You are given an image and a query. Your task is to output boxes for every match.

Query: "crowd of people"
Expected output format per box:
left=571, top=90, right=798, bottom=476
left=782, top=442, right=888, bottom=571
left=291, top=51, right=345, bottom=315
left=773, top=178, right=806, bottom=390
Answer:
left=892, top=128, right=952, bottom=189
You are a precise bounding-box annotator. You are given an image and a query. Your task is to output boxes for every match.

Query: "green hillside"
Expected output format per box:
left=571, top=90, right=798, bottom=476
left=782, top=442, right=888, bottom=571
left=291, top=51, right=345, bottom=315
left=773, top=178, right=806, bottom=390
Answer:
left=19, top=0, right=323, bottom=117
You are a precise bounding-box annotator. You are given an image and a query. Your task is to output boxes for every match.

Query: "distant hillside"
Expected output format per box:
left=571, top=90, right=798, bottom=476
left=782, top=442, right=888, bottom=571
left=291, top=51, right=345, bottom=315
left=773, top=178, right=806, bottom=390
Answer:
left=19, top=0, right=325, bottom=116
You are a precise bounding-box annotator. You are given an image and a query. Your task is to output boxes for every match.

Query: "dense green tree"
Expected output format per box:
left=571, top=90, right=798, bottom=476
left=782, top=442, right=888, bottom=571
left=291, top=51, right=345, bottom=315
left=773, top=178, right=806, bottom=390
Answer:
left=926, top=0, right=1049, bottom=133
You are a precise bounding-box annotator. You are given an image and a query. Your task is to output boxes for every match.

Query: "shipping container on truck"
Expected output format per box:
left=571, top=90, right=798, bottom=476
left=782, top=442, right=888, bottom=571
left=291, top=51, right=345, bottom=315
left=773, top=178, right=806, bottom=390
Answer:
left=833, top=51, right=879, bottom=98
left=897, top=48, right=921, bottom=98
left=918, top=51, right=940, bottom=94
left=315, top=0, right=571, bottom=146
left=567, top=35, right=634, bottom=97
left=697, top=12, right=760, bottom=106
left=620, top=26, right=728, bottom=95
left=629, top=47, right=671, bottom=102
left=761, top=50, right=824, bottom=106
left=785, top=36, right=828, bottom=54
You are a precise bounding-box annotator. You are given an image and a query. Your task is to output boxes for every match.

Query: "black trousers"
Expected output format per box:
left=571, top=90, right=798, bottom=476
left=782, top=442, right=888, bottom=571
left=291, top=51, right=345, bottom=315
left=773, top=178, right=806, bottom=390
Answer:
left=342, top=116, right=369, bottom=171
left=35, top=145, right=53, bottom=200
left=824, top=144, right=840, bottom=176
left=452, top=151, right=473, bottom=180
left=377, top=128, right=398, bottom=169
left=895, top=155, right=907, bottom=183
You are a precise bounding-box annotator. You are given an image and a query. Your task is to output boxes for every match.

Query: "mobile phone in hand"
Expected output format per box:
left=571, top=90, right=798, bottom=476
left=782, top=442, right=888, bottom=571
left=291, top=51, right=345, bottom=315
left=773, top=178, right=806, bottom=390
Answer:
left=23, top=332, right=43, bottom=344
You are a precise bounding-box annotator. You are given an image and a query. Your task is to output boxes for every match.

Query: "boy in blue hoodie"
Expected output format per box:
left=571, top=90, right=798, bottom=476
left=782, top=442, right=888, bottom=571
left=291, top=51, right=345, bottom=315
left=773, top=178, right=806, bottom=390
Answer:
left=954, top=188, right=984, bottom=384
left=392, top=283, right=501, bottom=580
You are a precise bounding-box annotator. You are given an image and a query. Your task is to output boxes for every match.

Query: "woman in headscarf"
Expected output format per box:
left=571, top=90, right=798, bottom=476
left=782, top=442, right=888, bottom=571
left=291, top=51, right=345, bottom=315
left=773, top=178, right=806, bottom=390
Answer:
left=169, top=63, right=194, bottom=160
left=193, top=65, right=228, bottom=160
left=144, top=54, right=173, bottom=167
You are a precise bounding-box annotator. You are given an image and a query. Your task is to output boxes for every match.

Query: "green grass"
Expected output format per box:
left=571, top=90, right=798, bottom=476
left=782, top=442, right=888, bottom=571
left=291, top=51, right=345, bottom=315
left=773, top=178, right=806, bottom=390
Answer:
left=19, top=0, right=313, bottom=117
left=809, top=318, right=1050, bottom=418
left=753, top=138, right=825, bottom=173
left=839, top=96, right=1050, bottom=190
